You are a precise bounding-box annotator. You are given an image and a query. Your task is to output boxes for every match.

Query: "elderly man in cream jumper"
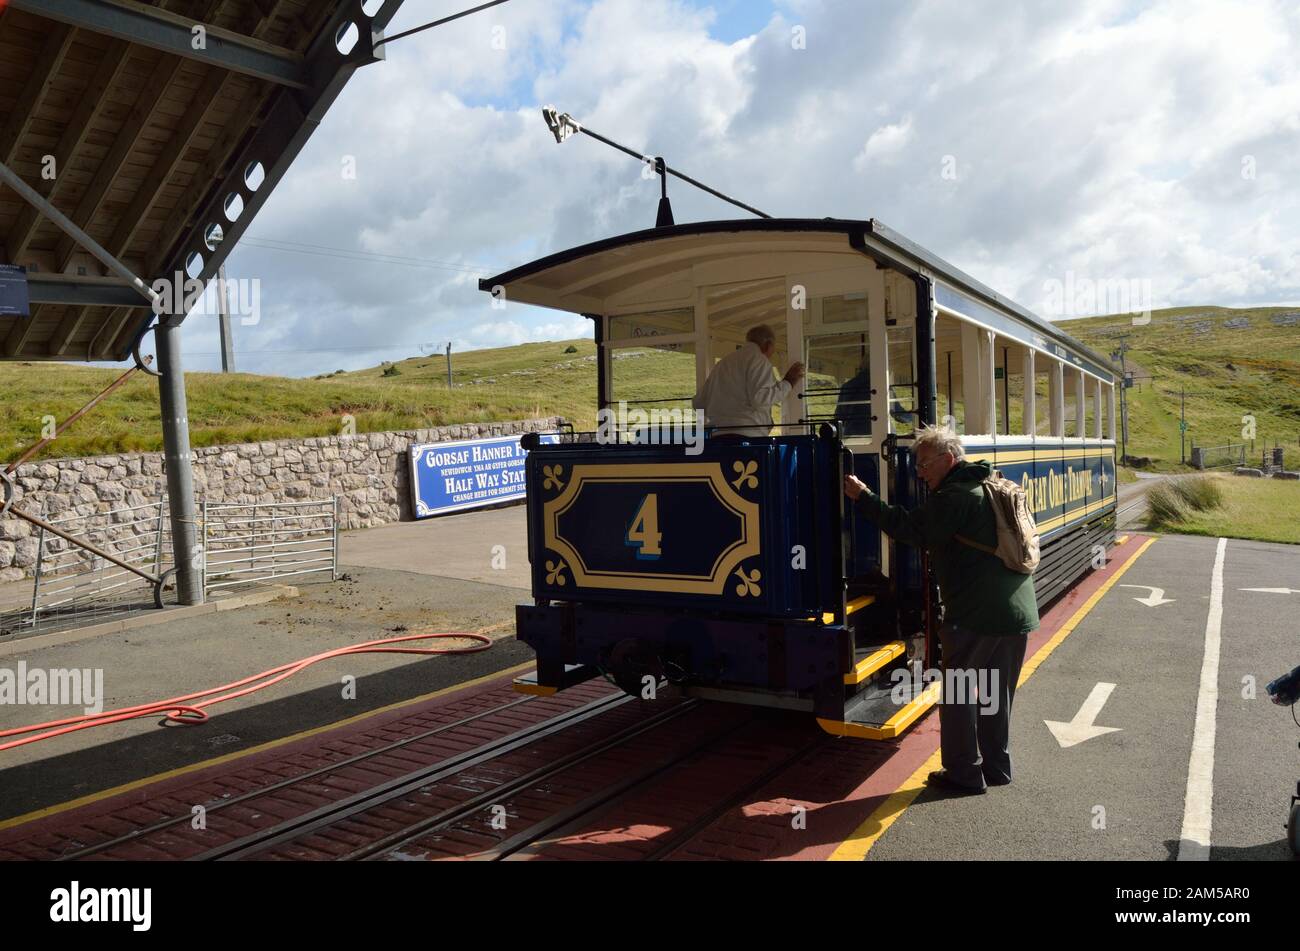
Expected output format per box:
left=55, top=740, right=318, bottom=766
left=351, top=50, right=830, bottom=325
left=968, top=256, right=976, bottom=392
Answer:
left=693, top=324, right=806, bottom=437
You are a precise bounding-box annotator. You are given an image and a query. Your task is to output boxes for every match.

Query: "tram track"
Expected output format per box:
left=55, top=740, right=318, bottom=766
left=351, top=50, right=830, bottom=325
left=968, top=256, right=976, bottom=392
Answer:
left=53, top=692, right=547, bottom=860
left=346, top=698, right=722, bottom=861
left=194, top=688, right=644, bottom=860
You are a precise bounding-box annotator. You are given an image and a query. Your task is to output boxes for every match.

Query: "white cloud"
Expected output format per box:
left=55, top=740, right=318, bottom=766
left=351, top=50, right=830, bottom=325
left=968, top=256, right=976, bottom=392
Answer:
left=853, top=116, right=913, bottom=170
left=180, top=0, right=1300, bottom=377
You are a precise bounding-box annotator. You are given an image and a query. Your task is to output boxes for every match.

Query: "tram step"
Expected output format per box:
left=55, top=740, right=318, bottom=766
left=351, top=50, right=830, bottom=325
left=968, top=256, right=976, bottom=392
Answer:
left=844, top=640, right=906, bottom=685
left=818, top=677, right=939, bottom=741
left=513, top=664, right=598, bottom=696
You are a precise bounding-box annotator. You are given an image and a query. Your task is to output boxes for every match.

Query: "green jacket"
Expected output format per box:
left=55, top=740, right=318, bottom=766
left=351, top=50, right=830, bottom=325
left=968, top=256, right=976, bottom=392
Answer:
left=854, top=459, right=1040, bottom=636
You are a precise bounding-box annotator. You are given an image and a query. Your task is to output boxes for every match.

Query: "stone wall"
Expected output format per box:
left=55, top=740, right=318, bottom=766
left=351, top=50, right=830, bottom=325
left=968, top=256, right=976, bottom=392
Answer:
left=0, top=417, right=563, bottom=582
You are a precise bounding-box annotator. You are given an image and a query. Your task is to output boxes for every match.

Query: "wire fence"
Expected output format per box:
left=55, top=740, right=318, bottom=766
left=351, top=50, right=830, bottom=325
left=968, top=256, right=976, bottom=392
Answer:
left=1190, top=443, right=1246, bottom=470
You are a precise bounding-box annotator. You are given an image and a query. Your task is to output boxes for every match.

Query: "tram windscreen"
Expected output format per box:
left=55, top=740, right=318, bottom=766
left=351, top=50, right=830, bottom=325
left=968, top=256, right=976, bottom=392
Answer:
left=608, top=341, right=698, bottom=416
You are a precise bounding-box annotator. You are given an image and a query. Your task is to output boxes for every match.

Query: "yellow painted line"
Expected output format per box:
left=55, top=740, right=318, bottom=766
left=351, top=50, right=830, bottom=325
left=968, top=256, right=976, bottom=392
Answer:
left=843, top=641, right=905, bottom=685
left=0, top=654, right=534, bottom=833
left=829, top=535, right=1158, bottom=861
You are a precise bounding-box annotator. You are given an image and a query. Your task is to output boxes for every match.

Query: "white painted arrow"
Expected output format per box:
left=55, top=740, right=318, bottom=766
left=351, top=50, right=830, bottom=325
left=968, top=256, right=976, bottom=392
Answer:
left=1239, top=587, right=1300, bottom=594
left=1119, top=584, right=1175, bottom=606
left=1045, top=682, right=1122, bottom=748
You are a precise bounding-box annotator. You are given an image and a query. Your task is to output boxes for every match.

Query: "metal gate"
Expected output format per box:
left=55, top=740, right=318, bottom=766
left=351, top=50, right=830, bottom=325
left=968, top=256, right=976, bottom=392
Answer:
left=201, top=498, right=338, bottom=591
left=25, top=499, right=172, bottom=627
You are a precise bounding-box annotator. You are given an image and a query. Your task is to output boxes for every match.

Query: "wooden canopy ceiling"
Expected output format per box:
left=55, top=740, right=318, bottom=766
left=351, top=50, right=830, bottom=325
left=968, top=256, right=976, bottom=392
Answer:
left=0, top=0, right=404, bottom=362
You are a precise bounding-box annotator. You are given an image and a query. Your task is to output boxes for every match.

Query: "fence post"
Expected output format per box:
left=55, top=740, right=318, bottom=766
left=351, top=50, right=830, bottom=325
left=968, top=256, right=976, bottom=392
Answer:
left=200, top=499, right=207, bottom=595
left=331, top=495, right=339, bottom=581
left=29, top=522, right=45, bottom=625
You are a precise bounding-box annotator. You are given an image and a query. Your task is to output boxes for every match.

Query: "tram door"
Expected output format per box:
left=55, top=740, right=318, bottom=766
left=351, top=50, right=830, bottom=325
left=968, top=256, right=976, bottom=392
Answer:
left=785, top=268, right=894, bottom=579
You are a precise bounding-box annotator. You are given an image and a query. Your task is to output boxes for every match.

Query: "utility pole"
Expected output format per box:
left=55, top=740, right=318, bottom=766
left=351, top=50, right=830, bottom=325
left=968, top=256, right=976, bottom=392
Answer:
left=1180, top=385, right=1186, bottom=465
left=445, top=342, right=452, bottom=390
left=217, top=265, right=235, bottom=373
left=1112, top=337, right=1130, bottom=465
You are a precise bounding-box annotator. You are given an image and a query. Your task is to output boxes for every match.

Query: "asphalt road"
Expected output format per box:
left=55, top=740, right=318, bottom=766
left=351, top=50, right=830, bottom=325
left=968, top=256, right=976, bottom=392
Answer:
left=868, top=532, right=1298, bottom=861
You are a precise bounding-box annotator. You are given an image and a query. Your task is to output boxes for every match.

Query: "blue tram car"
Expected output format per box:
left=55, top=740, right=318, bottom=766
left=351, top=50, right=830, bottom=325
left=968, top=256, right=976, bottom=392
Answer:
left=480, top=219, right=1119, bottom=739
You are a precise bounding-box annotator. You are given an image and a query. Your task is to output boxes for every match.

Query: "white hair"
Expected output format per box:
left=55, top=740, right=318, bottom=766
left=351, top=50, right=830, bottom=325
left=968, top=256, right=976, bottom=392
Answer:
left=745, top=324, right=776, bottom=349
left=913, top=423, right=964, bottom=460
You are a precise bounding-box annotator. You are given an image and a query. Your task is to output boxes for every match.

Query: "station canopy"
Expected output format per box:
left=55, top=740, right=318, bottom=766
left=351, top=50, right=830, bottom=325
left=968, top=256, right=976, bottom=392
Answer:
left=0, top=0, right=404, bottom=362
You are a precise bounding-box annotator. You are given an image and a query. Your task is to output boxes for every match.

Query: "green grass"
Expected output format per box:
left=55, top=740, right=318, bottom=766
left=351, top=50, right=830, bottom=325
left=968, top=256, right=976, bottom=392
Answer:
left=1064, top=305, right=1300, bottom=472
left=1144, top=473, right=1300, bottom=544
left=1, top=302, right=1296, bottom=468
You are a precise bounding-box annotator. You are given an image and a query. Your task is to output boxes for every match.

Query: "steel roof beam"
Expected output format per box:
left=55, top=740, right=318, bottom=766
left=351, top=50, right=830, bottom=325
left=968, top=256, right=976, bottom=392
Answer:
left=25, top=274, right=153, bottom=308
left=9, top=0, right=308, bottom=89
left=141, top=0, right=407, bottom=343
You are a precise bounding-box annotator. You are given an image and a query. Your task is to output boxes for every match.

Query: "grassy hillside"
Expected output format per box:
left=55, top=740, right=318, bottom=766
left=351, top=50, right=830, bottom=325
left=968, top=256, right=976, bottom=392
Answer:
left=1063, top=305, right=1300, bottom=471
left=0, top=303, right=1295, bottom=465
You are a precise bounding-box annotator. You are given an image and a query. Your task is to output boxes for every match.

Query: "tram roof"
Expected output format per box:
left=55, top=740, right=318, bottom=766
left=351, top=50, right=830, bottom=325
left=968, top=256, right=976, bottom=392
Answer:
left=0, top=0, right=405, bottom=363
left=480, top=218, right=1120, bottom=379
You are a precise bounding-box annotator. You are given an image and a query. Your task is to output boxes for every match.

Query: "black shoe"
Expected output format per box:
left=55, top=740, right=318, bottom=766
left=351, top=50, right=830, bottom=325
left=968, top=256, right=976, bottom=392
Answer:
left=926, top=770, right=987, bottom=795
left=982, top=771, right=1012, bottom=786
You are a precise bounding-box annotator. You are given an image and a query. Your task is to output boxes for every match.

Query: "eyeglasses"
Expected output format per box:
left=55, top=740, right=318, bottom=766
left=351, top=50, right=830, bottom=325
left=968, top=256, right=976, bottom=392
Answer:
left=916, top=452, right=949, bottom=473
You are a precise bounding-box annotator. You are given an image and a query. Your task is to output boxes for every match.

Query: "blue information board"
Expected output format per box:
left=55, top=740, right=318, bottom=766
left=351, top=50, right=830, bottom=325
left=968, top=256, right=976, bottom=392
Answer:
left=410, top=433, right=558, bottom=518
left=0, top=264, right=31, bottom=318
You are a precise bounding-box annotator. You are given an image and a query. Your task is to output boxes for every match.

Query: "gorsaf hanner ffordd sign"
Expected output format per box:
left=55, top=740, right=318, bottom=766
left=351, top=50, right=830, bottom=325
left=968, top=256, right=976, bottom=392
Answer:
left=409, top=433, right=558, bottom=518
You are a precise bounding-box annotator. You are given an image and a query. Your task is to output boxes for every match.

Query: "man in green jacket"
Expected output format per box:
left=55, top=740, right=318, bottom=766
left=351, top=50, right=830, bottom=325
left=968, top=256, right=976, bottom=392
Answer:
left=844, top=424, right=1039, bottom=795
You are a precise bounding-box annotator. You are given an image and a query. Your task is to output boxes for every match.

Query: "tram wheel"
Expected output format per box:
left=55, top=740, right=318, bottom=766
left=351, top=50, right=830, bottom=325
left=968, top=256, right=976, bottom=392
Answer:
left=1289, top=803, right=1300, bottom=858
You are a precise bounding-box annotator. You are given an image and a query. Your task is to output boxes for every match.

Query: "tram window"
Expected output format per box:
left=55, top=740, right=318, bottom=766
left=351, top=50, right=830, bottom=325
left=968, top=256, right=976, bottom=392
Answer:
left=804, top=331, right=871, bottom=435
left=822, top=292, right=868, bottom=324
left=935, top=314, right=965, bottom=433
left=997, top=339, right=1030, bottom=435
left=608, top=308, right=694, bottom=341
left=608, top=341, right=697, bottom=413
left=1033, top=368, right=1051, bottom=435
left=887, top=324, right=917, bottom=436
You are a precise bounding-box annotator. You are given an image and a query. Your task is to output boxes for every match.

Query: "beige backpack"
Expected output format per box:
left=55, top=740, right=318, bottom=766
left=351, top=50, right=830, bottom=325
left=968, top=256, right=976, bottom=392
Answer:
left=954, top=470, right=1040, bottom=574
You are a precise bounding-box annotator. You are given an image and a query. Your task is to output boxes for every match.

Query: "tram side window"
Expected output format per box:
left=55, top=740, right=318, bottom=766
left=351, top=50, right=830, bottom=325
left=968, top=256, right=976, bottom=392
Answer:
left=1033, top=368, right=1051, bottom=435
left=887, top=324, right=917, bottom=436
left=934, top=314, right=966, bottom=433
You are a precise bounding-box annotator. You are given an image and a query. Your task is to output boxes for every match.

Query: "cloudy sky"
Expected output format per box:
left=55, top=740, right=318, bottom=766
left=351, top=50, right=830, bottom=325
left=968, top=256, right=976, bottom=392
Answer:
left=182, top=0, right=1300, bottom=376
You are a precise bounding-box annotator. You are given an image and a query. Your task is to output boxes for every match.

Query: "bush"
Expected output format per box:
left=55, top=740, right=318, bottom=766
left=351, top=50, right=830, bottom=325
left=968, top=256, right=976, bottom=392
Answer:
left=1144, top=475, right=1223, bottom=530
left=1171, top=476, right=1223, bottom=511
left=564, top=345, right=578, bottom=353
left=382, top=363, right=400, bottom=377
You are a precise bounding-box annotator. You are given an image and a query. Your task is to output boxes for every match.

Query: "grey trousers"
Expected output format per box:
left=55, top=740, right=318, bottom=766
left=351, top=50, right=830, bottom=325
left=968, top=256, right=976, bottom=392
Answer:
left=936, top=623, right=1029, bottom=789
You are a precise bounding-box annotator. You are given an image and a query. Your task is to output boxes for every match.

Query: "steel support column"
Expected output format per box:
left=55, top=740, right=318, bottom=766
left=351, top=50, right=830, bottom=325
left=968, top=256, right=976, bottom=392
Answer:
left=156, top=322, right=203, bottom=605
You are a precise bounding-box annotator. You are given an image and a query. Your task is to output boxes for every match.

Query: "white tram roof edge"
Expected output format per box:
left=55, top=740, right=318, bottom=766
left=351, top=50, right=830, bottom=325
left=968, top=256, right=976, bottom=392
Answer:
left=479, top=218, right=1120, bottom=383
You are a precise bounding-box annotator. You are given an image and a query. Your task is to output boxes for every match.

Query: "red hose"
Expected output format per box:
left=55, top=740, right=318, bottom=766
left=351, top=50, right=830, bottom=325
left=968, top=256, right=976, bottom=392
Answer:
left=0, top=630, right=493, bottom=753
